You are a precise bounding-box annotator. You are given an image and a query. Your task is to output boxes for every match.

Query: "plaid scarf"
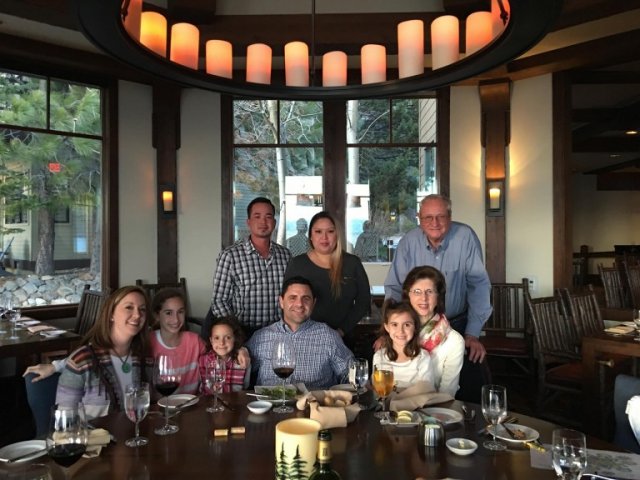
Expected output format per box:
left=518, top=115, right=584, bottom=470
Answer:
left=419, top=313, right=451, bottom=352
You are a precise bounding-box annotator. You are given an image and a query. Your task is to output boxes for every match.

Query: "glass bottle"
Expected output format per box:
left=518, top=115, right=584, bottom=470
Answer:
left=309, top=429, right=341, bottom=480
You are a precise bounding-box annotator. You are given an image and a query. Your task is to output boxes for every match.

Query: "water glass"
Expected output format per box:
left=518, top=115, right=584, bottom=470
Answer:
left=8, top=306, right=21, bottom=340
left=481, top=384, right=508, bottom=451
left=633, top=309, right=640, bottom=342
left=205, top=357, right=226, bottom=413
left=348, top=357, right=369, bottom=408
left=552, top=428, right=587, bottom=480
left=124, top=382, right=150, bottom=447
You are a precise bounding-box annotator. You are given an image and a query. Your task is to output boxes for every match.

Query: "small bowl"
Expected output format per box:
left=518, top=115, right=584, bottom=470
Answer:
left=446, top=438, right=478, bottom=456
left=247, top=400, right=272, bottom=415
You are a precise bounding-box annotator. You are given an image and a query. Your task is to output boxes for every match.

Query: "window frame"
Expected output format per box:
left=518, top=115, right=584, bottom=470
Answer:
left=220, top=92, right=450, bottom=249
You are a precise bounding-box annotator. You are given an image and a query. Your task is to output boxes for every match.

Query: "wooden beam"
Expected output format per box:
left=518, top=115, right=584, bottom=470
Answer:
left=585, top=156, right=640, bottom=174
left=570, top=70, right=640, bottom=84
left=597, top=172, right=640, bottom=190
left=573, top=136, right=640, bottom=152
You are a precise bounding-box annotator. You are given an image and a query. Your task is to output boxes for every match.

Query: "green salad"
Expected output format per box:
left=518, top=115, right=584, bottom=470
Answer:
left=256, top=386, right=297, bottom=399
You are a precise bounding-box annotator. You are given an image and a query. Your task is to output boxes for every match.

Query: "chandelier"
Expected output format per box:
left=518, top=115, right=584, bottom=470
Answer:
left=73, top=0, right=562, bottom=100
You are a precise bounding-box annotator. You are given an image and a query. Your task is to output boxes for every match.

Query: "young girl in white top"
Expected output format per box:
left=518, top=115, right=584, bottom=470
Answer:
left=372, top=301, right=435, bottom=390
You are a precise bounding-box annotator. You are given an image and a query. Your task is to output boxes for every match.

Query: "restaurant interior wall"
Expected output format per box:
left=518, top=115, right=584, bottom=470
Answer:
left=118, top=80, right=158, bottom=286
left=177, top=88, right=222, bottom=318
left=572, top=175, right=640, bottom=253
left=507, top=75, right=554, bottom=296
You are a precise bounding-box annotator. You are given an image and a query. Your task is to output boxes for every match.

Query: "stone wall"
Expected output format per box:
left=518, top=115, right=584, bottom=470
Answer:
left=0, top=270, right=100, bottom=307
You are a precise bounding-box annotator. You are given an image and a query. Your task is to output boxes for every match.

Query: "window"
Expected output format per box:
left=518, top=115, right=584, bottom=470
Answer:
left=0, top=69, right=103, bottom=306
left=226, top=95, right=440, bottom=264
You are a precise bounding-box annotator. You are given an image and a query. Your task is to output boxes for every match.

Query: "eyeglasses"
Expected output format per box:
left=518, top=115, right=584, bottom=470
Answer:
left=408, top=288, right=437, bottom=297
left=419, top=214, right=449, bottom=224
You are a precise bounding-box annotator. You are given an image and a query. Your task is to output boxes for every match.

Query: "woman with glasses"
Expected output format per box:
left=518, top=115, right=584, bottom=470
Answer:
left=401, top=266, right=464, bottom=397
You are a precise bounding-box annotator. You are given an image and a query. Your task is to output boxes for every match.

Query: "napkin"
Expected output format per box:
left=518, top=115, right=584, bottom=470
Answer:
left=84, top=428, right=111, bottom=458
left=27, top=324, right=55, bottom=334
left=388, top=381, right=453, bottom=412
left=604, top=325, right=634, bottom=335
left=296, top=390, right=360, bottom=429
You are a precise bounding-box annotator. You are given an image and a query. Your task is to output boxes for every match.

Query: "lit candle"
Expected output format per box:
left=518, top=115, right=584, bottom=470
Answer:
left=398, top=20, right=424, bottom=78
left=206, top=40, right=233, bottom=78
left=285, top=41, right=309, bottom=87
left=322, top=51, right=347, bottom=87
left=139, top=11, right=167, bottom=57
left=162, top=190, right=174, bottom=212
left=489, top=187, right=501, bottom=210
left=466, top=11, right=493, bottom=55
left=361, top=44, right=386, bottom=84
left=246, top=43, right=272, bottom=84
left=491, top=0, right=510, bottom=38
left=170, top=23, right=200, bottom=69
left=122, top=0, right=142, bottom=41
left=431, top=15, right=459, bottom=69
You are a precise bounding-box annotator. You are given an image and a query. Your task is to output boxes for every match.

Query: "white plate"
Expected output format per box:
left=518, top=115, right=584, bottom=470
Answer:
left=40, top=329, right=67, bottom=338
left=420, top=407, right=464, bottom=425
left=488, top=424, right=539, bottom=443
left=17, top=320, right=41, bottom=326
left=157, top=394, right=199, bottom=409
left=0, top=440, right=47, bottom=463
left=330, top=384, right=367, bottom=394
left=254, top=385, right=298, bottom=405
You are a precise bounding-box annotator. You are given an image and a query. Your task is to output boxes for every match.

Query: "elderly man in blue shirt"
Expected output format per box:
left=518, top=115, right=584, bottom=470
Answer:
left=246, top=276, right=353, bottom=389
left=384, top=194, right=492, bottom=363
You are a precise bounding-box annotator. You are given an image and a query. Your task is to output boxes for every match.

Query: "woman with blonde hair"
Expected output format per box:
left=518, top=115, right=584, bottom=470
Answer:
left=284, top=211, right=370, bottom=337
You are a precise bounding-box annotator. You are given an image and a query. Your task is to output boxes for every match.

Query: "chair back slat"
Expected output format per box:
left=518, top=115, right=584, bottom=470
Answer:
left=598, top=264, right=628, bottom=309
left=75, top=285, right=110, bottom=336
left=559, top=285, right=604, bottom=340
left=525, top=293, right=577, bottom=362
left=623, top=261, right=640, bottom=309
left=485, top=278, right=529, bottom=334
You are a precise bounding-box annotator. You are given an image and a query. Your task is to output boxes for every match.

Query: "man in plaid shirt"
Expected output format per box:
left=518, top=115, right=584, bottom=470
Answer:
left=246, top=276, right=353, bottom=390
left=210, top=197, right=291, bottom=339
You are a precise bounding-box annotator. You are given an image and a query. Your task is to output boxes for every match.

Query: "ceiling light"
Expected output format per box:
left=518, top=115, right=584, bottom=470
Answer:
left=625, top=130, right=638, bottom=135
left=73, top=0, right=561, bottom=100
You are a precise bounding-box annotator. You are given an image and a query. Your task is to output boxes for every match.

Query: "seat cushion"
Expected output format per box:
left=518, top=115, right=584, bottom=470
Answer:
left=546, top=362, right=582, bottom=386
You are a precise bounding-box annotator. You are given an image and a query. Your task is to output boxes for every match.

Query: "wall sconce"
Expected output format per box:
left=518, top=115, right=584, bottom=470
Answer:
left=159, top=184, right=176, bottom=217
left=486, top=179, right=505, bottom=216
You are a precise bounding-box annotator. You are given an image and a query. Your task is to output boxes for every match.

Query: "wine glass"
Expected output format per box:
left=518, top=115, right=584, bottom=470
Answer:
left=481, top=384, right=508, bottom=451
left=124, top=382, right=150, bottom=447
left=552, top=428, right=587, bottom=479
left=46, top=403, right=88, bottom=478
left=372, top=363, right=394, bottom=423
left=633, top=309, right=640, bottom=342
left=0, top=298, right=7, bottom=334
left=7, top=301, right=21, bottom=340
left=153, top=355, right=181, bottom=435
left=205, top=357, right=226, bottom=413
left=349, top=357, right=369, bottom=408
left=271, top=338, right=296, bottom=414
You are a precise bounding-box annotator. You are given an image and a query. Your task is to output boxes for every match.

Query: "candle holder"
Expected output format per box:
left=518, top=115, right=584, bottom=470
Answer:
left=486, top=179, right=505, bottom=217
left=159, top=183, right=176, bottom=217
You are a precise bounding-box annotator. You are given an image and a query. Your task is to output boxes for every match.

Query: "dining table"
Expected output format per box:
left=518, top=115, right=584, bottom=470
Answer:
left=0, top=319, right=80, bottom=361
left=1, top=392, right=623, bottom=480
left=582, top=330, right=640, bottom=437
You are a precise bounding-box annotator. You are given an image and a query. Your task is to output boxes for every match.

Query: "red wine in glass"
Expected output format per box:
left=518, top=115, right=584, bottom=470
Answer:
left=273, top=367, right=294, bottom=379
left=48, top=444, right=87, bottom=467
left=155, top=381, right=179, bottom=397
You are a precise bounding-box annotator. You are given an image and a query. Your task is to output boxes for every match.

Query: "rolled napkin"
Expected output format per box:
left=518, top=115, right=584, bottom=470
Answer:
left=84, top=428, right=111, bottom=458
left=388, top=381, right=453, bottom=412
left=296, top=389, right=360, bottom=429
left=604, top=325, right=635, bottom=335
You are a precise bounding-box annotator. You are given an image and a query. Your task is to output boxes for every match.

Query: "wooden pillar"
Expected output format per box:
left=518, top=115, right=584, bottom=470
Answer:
left=152, top=82, right=180, bottom=283
left=480, top=80, right=510, bottom=283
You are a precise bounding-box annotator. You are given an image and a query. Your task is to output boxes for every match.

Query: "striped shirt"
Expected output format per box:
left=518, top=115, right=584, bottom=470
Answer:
left=246, top=320, right=353, bottom=390
left=149, top=330, right=206, bottom=395
left=211, top=237, right=291, bottom=329
left=198, top=352, right=249, bottom=393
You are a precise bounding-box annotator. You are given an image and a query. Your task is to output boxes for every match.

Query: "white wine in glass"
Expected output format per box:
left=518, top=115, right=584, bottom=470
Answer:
left=481, top=384, right=508, bottom=451
left=552, top=428, right=587, bottom=480
left=372, top=364, right=394, bottom=422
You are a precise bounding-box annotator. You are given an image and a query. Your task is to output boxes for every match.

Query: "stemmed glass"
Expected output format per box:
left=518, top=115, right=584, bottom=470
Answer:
left=271, top=338, right=296, bottom=414
left=633, top=309, right=640, bottom=342
left=46, top=403, right=89, bottom=478
left=349, top=357, right=369, bottom=408
left=0, top=299, right=7, bottom=334
left=153, top=354, right=181, bottom=436
left=124, top=382, right=150, bottom=447
left=7, top=300, right=21, bottom=340
left=372, top=363, right=394, bottom=423
left=552, top=428, right=587, bottom=479
left=481, top=384, right=508, bottom=451
left=205, top=357, right=226, bottom=413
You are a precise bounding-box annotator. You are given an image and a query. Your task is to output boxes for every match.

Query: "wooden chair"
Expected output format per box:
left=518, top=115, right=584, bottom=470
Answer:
left=623, top=261, right=640, bottom=310
left=24, top=372, right=60, bottom=438
left=75, top=285, right=110, bottom=336
left=558, top=285, right=603, bottom=341
left=481, top=278, right=533, bottom=378
left=599, top=264, right=628, bottom=309
left=135, top=277, right=187, bottom=301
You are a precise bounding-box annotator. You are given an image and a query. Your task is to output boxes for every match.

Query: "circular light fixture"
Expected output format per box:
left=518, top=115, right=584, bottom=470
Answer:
left=73, top=0, right=562, bottom=100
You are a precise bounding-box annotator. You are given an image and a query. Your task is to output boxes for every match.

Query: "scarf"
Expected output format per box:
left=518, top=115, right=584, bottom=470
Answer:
left=419, top=313, right=451, bottom=352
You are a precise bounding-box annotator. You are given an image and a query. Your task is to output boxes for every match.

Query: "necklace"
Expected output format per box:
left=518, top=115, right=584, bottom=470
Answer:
left=114, top=350, right=132, bottom=373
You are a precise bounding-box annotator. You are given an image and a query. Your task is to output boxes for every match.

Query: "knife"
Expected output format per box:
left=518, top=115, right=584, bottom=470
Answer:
left=217, top=397, right=234, bottom=412
left=477, top=416, right=518, bottom=436
left=0, top=448, right=47, bottom=463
